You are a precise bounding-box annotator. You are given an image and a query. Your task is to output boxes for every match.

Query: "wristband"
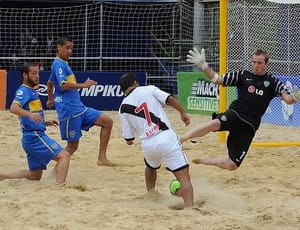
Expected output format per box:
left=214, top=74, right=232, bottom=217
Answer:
left=201, top=62, right=209, bottom=71
left=211, top=73, right=219, bottom=83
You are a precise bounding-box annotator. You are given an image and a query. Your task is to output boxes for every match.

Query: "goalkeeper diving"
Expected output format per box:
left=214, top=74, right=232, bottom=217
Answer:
left=180, top=47, right=300, bottom=170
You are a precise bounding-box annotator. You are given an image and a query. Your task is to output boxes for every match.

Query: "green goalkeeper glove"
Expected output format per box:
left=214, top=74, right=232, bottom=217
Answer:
left=292, top=86, right=300, bottom=101
left=186, top=47, right=208, bottom=70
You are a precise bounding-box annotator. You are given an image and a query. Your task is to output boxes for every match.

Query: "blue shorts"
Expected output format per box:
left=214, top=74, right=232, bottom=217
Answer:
left=22, top=131, right=63, bottom=171
left=59, top=107, right=102, bottom=141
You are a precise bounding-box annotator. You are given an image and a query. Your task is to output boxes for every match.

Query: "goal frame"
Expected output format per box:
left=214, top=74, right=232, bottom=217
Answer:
left=219, top=0, right=300, bottom=147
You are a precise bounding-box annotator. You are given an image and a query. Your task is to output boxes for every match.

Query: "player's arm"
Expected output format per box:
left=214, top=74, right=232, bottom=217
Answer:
left=186, top=47, right=223, bottom=85
left=281, top=86, right=300, bottom=104
left=167, top=95, right=190, bottom=126
left=10, top=102, right=42, bottom=122
left=46, top=80, right=54, bottom=108
left=60, top=78, right=97, bottom=90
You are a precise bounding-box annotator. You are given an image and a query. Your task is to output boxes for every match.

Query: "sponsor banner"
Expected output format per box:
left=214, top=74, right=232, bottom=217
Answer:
left=262, top=75, right=300, bottom=126
left=6, top=71, right=146, bottom=111
left=177, top=72, right=219, bottom=115
left=177, top=72, right=300, bottom=126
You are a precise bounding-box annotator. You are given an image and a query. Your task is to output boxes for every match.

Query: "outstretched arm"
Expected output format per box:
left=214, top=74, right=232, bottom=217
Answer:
left=187, top=47, right=223, bottom=85
left=167, top=96, right=190, bottom=126
left=60, top=78, right=97, bottom=91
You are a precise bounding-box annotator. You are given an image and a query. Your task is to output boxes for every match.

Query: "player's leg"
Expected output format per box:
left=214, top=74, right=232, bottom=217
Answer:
left=144, top=165, right=157, bottom=191
left=0, top=169, right=42, bottom=181
left=80, top=108, right=114, bottom=165
left=194, top=121, right=254, bottom=170
left=192, top=131, right=239, bottom=170
left=59, top=117, right=81, bottom=155
left=193, top=154, right=238, bottom=170
left=163, top=130, right=194, bottom=207
left=93, top=113, right=114, bottom=166
left=52, top=149, right=70, bottom=184
left=27, top=132, right=69, bottom=183
left=65, top=140, right=79, bottom=155
left=180, top=119, right=221, bottom=143
left=172, top=167, right=193, bottom=208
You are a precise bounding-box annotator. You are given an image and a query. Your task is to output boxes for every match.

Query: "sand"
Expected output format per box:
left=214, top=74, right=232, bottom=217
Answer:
left=0, top=108, right=299, bottom=230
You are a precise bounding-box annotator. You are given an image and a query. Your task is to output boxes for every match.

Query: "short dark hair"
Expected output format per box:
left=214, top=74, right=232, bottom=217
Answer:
left=20, top=62, right=37, bottom=75
left=56, top=35, right=73, bottom=46
left=119, top=72, right=137, bottom=92
left=253, top=48, right=269, bottom=63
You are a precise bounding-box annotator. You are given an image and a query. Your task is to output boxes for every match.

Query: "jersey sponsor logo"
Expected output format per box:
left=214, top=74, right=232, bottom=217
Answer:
left=221, top=115, right=227, bottom=122
left=80, top=85, right=123, bottom=97
left=16, top=89, right=23, bottom=96
left=248, top=85, right=263, bottom=96
left=54, top=96, right=62, bottom=103
left=246, top=78, right=252, bottom=81
left=68, top=130, right=76, bottom=138
left=263, top=81, right=270, bottom=87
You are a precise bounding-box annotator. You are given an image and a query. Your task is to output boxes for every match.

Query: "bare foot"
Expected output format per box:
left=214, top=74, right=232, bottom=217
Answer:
left=192, top=155, right=215, bottom=165
left=97, top=159, right=117, bottom=167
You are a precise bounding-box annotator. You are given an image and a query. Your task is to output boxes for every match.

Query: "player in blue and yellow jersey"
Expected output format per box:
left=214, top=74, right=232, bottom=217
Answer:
left=0, top=63, right=70, bottom=183
left=46, top=36, right=115, bottom=166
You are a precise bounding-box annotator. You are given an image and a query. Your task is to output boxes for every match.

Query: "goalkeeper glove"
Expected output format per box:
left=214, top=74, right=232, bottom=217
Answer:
left=292, top=86, right=300, bottom=101
left=186, top=47, right=208, bottom=71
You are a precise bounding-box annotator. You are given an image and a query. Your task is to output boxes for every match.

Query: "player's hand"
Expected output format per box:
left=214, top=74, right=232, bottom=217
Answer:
left=84, top=78, right=97, bottom=88
left=186, top=47, right=208, bottom=70
left=292, top=86, right=300, bottom=101
left=181, top=112, right=190, bottom=126
left=46, top=99, right=54, bottom=108
left=30, top=113, right=43, bottom=122
left=46, top=119, right=59, bottom=127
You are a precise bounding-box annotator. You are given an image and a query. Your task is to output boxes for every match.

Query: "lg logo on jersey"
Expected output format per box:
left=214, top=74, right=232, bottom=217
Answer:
left=248, top=85, right=264, bottom=96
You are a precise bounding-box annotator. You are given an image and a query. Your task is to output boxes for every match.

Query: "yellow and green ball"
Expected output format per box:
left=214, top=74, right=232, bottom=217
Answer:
left=169, top=179, right=181, bottom=195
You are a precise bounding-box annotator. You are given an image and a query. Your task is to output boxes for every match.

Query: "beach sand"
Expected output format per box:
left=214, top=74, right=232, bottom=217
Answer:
left=0, top=108, right=299, bottom=230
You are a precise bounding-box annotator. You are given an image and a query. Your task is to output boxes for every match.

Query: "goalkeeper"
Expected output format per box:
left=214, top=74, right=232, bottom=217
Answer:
left=181, top=47, right=300, bottom=170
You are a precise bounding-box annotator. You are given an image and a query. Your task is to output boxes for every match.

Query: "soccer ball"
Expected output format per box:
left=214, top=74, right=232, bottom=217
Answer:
left=169, top=179, right=181, bottom=195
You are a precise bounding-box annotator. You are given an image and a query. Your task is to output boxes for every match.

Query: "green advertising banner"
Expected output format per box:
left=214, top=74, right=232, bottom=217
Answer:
left=177, top=72, right=219, bottom=115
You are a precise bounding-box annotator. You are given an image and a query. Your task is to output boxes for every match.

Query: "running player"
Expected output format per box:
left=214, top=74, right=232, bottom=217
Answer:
left=118, top=72, right=193, bottom=208
left=182, top=47, right=300, bottom=170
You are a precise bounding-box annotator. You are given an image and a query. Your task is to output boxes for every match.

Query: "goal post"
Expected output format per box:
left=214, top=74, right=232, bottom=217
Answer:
left=221, top=0, right=300, bottom=147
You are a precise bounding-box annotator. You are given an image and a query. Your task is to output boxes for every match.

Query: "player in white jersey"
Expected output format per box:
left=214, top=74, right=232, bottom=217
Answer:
left=119, top=73, right=194, bottom=208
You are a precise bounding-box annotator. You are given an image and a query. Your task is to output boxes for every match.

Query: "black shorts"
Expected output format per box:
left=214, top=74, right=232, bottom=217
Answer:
left=213, top=110, right=256, bottom=167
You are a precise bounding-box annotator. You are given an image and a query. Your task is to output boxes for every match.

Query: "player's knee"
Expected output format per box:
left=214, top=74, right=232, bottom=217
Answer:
left=228, top=163, right=239, bottom=170
left=66, top=142, right=79, bottom=154
left=106, top=117, right=113, bottom=128
left=56, top=150, right=71, bottom=161
left=28, top=173, right=42, bottom=181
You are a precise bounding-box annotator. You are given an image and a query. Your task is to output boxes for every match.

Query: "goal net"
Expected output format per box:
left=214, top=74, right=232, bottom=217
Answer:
left=0, top=1, right=194, bottom=96
left=225, top=0, right=300, bottom=146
